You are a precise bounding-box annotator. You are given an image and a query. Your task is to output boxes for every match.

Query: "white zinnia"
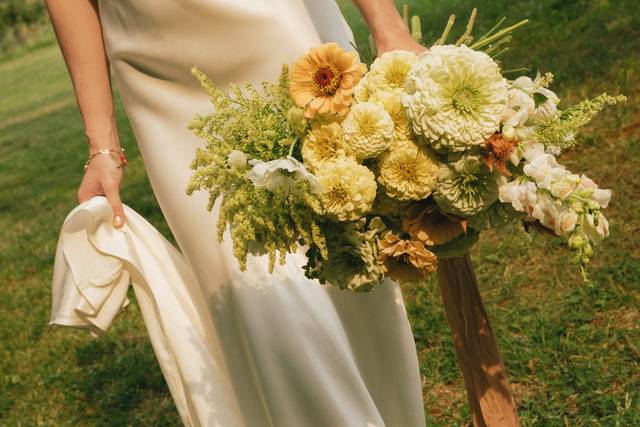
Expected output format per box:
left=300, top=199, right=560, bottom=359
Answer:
left=342, top=102, right=394, bottom=159
left=402, top=45, right=508, bottom=153
left=246, top=156, right=319, bottom=193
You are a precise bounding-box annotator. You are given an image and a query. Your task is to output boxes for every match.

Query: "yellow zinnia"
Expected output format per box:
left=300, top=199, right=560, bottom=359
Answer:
left=377, top=139, right=441, bottom=201
left=301, top=122, right=351, bottom=172
left=315, top=157, right=377, bottom=221
left=367, top=50, right=417, bottom=96
left=342, top=102, right=394, bottom=160
left=289, top=43, right=367, bottom=119
left=369, top=89, right=412, bottom=140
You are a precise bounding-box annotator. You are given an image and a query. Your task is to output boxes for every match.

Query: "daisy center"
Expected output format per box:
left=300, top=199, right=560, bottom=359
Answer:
left=312, top=65, right=342, bottom=97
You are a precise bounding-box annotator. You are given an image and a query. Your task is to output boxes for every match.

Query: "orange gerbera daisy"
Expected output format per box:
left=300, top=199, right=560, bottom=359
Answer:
left=289, top=43, right=366, bottom=119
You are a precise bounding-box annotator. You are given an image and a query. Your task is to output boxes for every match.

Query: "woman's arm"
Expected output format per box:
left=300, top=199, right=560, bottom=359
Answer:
left=46, top=0, right=125, bottom=228
left=351, top=0, right=426, bottom=54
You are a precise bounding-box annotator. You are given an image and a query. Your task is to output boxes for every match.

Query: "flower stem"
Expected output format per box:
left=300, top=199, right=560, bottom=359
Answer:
left=434, top=15, right=456, bottom=45
left=455, top=8, right=477, bottom=46
left=288, top=136, right=299, bottom=157
left=470, top=19, right=529, bottom=50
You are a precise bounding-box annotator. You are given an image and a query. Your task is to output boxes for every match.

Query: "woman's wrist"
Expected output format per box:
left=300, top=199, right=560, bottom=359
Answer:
left=375, top=27, right=416, bottom=53
left=85, top=126, right=120, bottom=153
left=371, top=20, right=409, bottom=45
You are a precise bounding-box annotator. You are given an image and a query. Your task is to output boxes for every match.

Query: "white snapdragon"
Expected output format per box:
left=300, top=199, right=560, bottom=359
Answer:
left=558, top=210, right=579, bottom=235
left=549, top=173, right=581, bottom=199
left=498, top=180, right=538, bottom=216
left=512, top=73, right=560, bottom=105
left=531, top=99, right=558, bottom=123
left=523, top=152, right=567, bottom=190
left=502, top=88, right=536, bottom=141
left=531, top=192, right=572, bottom=235
left=579, top=212, right=610, bottom=244
left=502, top=73, right=560, bottom=141
left=578, top=174, right=611, bottom=208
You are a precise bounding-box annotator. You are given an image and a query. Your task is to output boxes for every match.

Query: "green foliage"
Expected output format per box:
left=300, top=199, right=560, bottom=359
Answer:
left=0, top=0, right=48, bottom=56
left=187, top=66, right=325, bottom=272
left=0, top=0, right=45, bottom=31
left=537, top=93, right=628, bottom=151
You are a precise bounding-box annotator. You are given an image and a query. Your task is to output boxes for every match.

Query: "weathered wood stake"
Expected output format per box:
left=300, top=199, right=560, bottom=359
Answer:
left=437, top=253, right=520, bottom=427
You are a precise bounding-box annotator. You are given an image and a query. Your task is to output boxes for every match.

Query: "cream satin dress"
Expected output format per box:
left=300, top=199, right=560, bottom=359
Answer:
left=51, top=1, right=426, bottom=426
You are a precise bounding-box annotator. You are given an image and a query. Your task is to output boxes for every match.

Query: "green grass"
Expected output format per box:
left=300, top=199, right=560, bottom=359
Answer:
left=1, top=1, right=639, bottom=425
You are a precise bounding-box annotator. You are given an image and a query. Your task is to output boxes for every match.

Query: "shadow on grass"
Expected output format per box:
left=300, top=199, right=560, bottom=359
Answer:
left=73, top=323, right=180, bottom=426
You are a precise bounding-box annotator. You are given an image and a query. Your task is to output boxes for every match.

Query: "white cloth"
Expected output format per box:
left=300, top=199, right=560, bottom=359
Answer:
left=51, top=1, right=427, bottom=425
left=50, top=196, right=243, bottom=426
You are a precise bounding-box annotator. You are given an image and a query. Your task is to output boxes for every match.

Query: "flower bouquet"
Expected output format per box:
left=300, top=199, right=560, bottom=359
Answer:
left=187, top=11, right=625, bottom=291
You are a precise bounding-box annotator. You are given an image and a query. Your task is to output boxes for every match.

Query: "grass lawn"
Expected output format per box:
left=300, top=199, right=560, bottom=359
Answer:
left=1, top=1, right=639, bottom=425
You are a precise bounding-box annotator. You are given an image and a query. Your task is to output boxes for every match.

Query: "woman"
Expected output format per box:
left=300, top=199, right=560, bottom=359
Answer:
left=46, top=0, right=428, bottom=425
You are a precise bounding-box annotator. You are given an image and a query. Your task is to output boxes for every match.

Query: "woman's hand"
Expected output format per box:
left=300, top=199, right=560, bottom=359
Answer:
left=47, top=0, right=124, bottom=228
left=375, top=30, right=428, bottom=56
left=77, top=151, right=125, bottom=228
left=351, top=0, right=428, bottom=56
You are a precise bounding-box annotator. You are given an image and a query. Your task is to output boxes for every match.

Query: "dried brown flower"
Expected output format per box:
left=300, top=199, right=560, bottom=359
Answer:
left=402, top=203, right=465, bottom=245
left=482, top=133, right=518, bottom=176
left=378, top=233, right=438, bottom=283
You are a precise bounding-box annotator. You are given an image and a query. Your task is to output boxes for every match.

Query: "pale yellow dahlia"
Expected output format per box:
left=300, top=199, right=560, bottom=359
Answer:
left=377, top=140, right=442, bottom=201
left=367, top=50, right=417, bottom=95
left=342, top=102, right=394, bottom=160
left=369, top=89, right=412, bottom=140
left=301, top=122, right=351, bottom=172
left=378, top=233, right=438, bottom=283
left=289, top=43, right=367, bottom=119
left=315, top=157, right=377, bottom=221
left=403, top=45, right=509, bottom=153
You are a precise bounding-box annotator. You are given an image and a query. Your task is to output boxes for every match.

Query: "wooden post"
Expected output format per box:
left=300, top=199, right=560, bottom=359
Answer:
left=437, top=254, right=520, bottom=427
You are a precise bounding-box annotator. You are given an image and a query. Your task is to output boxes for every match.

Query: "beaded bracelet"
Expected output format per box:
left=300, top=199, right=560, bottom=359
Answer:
left=84, top=147, right=128, bottom=172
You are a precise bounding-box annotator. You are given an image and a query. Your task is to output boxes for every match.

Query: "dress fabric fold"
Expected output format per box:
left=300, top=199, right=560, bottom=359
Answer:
left=50, top=196, right=243, bottom=426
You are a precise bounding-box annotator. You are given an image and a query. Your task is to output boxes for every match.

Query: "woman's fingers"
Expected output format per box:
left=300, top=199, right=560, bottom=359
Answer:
left=104, top=185, right=125, bottom=228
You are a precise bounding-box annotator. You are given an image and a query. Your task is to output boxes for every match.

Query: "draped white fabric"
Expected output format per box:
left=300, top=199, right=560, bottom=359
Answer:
left=50, top=196, right=243, bottom=426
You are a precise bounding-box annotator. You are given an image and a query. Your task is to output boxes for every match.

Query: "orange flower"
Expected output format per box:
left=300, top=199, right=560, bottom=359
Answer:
left=289, top=43, right=366, bottom=119
left=378, top=233, right=438, bottom=283
left=402, top=203, right=464, bottom=245
left=482, top=133, right=518, bottom=176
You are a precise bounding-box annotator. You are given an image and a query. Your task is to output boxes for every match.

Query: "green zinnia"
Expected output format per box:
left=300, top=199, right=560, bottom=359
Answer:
left=434, top=155, right=500, bottom=217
